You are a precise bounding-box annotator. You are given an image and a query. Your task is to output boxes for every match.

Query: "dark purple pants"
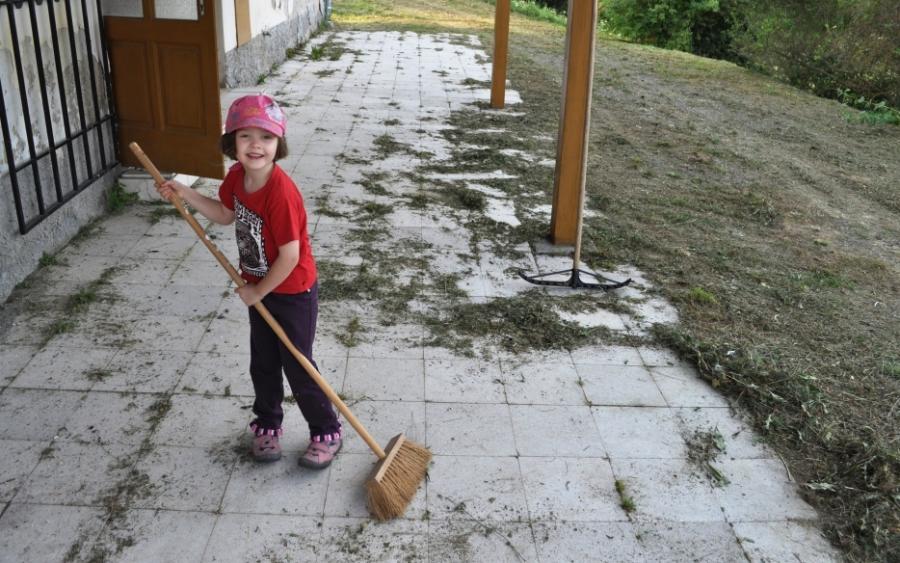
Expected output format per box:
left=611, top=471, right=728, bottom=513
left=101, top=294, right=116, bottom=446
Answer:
left=248, top=283, right=340, bottom=441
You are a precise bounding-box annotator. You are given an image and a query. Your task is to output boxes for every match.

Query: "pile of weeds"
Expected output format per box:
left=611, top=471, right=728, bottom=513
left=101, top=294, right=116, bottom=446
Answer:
left=423, top=290, right=609, bottom=355
left=318, top=260, right=396, bottom=301
left=614, top=479, right=636, bottom=514
left=372, top=133, right=433, bottom=160
left=338, top=317, right=364, bottom=348
left=357, top=170, right=392, bottom=195
left=106, top=183, right=139, bottom=213
left=658, top=326, right=899, bottom=554
left=411, top=98, right=559, bottom=262
left=683, top=427, right=730, bottom=486
left=308, top=36, right=360, bottom=61
left=312, top=194, right=347, bottom=218
left=145, top=204, right=181, bottom=224
left=316, top=216, right=432, bottom=308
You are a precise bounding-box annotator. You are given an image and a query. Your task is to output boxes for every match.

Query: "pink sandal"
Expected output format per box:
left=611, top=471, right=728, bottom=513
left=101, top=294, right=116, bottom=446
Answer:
left=298, top=439, right=342, bottom=469
left=251, top=433, right=282, bottom=463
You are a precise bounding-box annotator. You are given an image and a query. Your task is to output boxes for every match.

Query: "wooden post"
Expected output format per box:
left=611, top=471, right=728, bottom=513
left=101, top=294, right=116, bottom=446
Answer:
left=549, top=0, right=598, bottom=245
left=491, top=0, right=510, bottom=108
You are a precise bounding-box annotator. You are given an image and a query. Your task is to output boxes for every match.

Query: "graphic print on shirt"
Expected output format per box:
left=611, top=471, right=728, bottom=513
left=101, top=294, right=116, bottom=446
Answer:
left=233, top=197, right=268, bottom=278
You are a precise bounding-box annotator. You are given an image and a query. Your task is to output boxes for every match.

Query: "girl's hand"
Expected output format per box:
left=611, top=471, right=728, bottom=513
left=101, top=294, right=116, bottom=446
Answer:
left=236, top=283, right=264, bottom=307
left=156, top=179, right=188, bottom=202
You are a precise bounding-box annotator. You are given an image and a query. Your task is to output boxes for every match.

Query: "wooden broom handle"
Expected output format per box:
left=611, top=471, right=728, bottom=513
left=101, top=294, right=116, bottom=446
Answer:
left=129, top=142, right=387, bottom=459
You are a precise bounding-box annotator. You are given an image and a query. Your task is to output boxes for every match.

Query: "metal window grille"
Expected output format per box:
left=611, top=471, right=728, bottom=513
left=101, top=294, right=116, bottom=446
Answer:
left=0, top=0, right=117, bottom=235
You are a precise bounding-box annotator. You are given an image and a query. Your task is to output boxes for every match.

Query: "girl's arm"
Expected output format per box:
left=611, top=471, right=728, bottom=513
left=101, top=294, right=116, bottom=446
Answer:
left=235, top=240, right=300, bottom=306
left=157, top=180, right=235, bottom=225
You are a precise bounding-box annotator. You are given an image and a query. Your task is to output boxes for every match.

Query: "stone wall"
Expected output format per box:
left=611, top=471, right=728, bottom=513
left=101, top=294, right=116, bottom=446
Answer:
left=0, top=166, right=119, bottom=303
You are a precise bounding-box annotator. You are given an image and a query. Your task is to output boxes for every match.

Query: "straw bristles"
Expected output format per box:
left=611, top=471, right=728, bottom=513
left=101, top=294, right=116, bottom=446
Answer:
left=366, top=438, right=431, bottom=521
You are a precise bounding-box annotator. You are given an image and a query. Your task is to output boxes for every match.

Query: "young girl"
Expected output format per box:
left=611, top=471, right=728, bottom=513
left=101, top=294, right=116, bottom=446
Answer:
left=157, top=94, right=342, bottom=468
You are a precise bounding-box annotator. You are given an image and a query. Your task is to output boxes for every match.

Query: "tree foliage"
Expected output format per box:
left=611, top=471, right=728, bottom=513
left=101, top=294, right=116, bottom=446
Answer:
left=532, top=0, right=568, bottom=12
left=602, top=0, right=747, bottom=58
left=734, top=0, right=900, bottom=108
left=601, top=0, right=900, bottom=108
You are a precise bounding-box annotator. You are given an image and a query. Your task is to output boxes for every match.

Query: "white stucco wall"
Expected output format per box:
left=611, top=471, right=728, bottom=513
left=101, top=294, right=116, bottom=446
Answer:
left=220, top=0, right=327, bottom=87
left=218, top=0, right=325, bottom=54
left=251, top=0, right=295, bottom=36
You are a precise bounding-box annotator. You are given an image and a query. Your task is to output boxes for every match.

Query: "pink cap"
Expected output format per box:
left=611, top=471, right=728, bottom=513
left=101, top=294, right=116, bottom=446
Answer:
left=225, top=94, right=286, bottom=137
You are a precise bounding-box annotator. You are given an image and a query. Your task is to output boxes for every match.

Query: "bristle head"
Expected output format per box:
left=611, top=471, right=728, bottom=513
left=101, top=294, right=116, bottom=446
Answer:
left=366, top=440, right=431, bottom=521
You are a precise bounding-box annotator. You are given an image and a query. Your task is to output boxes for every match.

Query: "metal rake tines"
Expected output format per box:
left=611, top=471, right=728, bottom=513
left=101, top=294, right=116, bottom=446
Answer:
left=517, top=268, right=632, bottom=290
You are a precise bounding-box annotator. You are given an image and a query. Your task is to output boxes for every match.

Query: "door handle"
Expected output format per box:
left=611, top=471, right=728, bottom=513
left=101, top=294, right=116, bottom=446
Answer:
left=198, top=0, right=205, bottom=17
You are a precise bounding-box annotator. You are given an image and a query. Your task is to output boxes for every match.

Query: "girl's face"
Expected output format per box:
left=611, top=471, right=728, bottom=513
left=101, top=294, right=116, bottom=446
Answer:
left=234, top=127, right=278, bottom=172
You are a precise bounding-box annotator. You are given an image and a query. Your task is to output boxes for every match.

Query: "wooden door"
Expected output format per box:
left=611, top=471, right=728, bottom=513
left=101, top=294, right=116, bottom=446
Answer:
left=105, top=0, right=224, bottom=178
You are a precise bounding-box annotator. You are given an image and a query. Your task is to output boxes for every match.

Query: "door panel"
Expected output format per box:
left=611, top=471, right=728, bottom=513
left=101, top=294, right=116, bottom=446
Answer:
left=108, top=42, right=153, bottom=126
left=105, top=0, right=224, bottom=178
left=158, top=44, right=205, bottom=131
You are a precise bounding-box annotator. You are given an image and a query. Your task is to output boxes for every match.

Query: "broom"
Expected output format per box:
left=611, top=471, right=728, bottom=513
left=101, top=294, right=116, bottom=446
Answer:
left=129, top=142, right=430, bottom=520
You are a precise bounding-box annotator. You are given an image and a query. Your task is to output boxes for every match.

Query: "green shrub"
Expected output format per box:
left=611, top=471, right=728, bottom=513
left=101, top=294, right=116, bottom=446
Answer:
left=734, top=0, right=900, bottom=109
left=510, top=0, right=567, bottom=25
left=603, top=0, right=900, bottom=121
left=483, top=0, right=567, bottom=26
left=603, top=0, right=746, bottom=58
left=838, top=89, right=900, bottom=126
left=532, top=0, right=566, bottom=12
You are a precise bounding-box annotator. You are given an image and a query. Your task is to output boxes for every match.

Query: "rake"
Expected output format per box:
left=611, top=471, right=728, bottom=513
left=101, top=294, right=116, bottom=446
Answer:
left=517, top=217, right=631, bottom=290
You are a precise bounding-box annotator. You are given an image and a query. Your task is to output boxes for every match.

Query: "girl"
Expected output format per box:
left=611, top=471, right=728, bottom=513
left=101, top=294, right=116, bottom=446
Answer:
left=157, top=94, right=342, bottom=468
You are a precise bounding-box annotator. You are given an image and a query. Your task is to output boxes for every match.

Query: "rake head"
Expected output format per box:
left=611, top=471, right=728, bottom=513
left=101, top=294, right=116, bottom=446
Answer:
left=517, top=268, right=632, bottom=290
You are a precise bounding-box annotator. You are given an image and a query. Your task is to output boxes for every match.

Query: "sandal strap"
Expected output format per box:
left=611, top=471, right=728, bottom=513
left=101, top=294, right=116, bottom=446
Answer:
left=250, top=420, right=283, bottom=437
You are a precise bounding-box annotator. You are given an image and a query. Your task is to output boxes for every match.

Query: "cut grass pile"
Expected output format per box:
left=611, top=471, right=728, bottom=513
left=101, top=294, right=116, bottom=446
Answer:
left=423, top=290, right=611, bottom=356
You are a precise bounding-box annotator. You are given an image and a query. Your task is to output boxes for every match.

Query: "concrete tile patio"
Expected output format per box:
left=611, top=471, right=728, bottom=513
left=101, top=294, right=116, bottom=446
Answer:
left=0, top=31, right=838, bottom=562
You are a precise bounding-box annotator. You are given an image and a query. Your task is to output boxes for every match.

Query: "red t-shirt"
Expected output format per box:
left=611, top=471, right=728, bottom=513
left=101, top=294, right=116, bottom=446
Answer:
left=218, top=163, right=317, bottom=294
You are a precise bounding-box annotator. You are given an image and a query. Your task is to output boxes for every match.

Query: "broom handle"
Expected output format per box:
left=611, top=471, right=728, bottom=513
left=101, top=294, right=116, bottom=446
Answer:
left=129, top=142, right=387, bottom=460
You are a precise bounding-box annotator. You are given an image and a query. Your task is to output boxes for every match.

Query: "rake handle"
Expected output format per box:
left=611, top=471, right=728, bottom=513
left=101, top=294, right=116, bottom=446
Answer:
left=129, top=142, right=387, bottom=460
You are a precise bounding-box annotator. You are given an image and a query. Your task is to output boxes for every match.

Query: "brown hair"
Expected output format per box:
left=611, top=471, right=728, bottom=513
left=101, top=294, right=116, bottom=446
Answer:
left=220, top=132, right=289, bottom=161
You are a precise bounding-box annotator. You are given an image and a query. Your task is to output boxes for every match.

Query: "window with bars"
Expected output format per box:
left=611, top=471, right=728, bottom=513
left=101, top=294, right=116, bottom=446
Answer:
left=0, top=0, right=118, bottom=235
